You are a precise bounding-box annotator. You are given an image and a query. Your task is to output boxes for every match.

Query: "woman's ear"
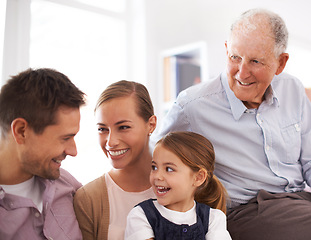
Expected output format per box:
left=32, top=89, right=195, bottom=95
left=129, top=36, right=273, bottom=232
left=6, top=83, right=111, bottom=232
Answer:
left=194, top=169, right=207, bottom=187
left=148, top=115, right=157, bottom=135
left=11, top=118, right=28, bottom=144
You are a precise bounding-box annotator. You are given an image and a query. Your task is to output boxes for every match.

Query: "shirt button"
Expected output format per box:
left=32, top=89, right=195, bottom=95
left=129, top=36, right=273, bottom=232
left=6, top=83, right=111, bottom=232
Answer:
left=295, top=124, right=301, bottom=132
left=266, top=145, right=270, bottom=151
left=183, top=228, right=187, bottom=233
left=35, top=212, right=40, bottom=218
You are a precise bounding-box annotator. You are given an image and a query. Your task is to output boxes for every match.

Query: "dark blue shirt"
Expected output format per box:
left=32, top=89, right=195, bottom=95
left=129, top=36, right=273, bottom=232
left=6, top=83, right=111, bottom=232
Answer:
left=138, top=199, right=210, bottom=240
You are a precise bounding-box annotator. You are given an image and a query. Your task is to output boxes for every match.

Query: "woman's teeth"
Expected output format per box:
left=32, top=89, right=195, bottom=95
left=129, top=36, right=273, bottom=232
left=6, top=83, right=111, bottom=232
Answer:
left=109, top=149, right=128, bottom=156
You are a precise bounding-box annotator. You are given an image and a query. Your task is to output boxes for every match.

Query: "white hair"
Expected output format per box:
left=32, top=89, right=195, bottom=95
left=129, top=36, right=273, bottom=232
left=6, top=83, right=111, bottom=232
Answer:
left=230, top=8, right=288, bottom=57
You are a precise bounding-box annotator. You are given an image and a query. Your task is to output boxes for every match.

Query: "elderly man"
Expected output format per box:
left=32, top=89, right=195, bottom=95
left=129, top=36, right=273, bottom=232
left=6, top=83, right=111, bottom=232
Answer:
left=152, top=9, right=311, bottom=240
left=0, top=68, right=86, bottom=239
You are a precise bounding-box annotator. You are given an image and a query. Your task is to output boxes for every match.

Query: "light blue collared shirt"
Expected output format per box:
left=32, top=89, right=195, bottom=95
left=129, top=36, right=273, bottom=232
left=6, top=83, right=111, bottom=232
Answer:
left=152, top=72, right=311, bottom=205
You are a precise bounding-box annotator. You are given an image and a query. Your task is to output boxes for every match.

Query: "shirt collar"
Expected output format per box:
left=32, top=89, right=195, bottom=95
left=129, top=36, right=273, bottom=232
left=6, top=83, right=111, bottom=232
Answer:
left=221, top=73, right=247, bottom=120
left=264, top=83, right=279, bottom=107
left=221, top=73, right=279, bottom=120
left=0, top=187, right=4, bottom=200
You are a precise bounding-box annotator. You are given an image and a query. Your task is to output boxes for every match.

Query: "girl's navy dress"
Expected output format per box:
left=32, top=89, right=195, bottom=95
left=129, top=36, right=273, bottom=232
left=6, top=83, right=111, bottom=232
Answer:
left=138, top=199, right=210, bottom=240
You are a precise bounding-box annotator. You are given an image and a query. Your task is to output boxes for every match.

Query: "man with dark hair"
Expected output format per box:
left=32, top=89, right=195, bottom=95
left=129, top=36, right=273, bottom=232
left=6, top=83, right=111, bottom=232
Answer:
left=0, top=68, right=86, bottom=239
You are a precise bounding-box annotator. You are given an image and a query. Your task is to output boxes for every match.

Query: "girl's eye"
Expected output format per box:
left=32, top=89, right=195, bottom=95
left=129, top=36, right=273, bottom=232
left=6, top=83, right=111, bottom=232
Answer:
left=151, top=165, right=157, bottom=171
left=166, top=167, right=174, bottom=172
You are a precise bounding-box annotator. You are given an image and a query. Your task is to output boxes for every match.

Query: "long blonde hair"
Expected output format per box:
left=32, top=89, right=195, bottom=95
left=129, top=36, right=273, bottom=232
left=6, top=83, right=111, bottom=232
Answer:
left=156, top=131, right=228, bottom=213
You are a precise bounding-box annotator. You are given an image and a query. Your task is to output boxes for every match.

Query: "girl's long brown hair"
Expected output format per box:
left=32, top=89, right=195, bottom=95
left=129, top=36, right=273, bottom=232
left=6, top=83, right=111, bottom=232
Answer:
left=156, top=131, right=228, bottom=213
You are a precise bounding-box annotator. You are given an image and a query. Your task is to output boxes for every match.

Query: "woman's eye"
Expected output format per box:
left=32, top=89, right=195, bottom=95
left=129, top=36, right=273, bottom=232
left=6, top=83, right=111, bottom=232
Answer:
left=151, top=165, right=157, bottom=171
left=120, top=125, right=130, bottom=130
left=166, top=167, right=174, bottom=172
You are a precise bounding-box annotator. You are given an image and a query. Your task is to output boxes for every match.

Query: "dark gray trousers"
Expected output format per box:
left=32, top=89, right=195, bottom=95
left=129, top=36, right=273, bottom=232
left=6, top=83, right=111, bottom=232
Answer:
left=227, top=190, right=311, bottom=240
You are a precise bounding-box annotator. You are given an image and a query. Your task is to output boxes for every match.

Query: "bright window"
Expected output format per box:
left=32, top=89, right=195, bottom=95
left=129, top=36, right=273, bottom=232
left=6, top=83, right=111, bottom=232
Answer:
left=0, top=0, right=6, bottom=81
left=30, top=0, right=127, bottom=184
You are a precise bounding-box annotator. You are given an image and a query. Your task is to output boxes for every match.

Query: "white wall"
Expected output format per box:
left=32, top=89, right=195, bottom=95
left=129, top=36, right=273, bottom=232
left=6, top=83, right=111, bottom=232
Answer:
left=144, top=0, right=311, bottom=120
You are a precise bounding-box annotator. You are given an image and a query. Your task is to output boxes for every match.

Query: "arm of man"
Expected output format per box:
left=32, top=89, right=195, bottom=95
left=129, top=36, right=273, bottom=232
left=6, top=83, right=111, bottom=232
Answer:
left=151, top=100, right=191, bottom=150
left=300, top=92, right=311, bottom=187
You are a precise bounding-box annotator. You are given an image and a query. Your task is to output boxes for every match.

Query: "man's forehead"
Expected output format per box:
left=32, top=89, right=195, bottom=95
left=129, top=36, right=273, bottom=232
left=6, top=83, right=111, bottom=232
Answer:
left=229, top=25, right=275, bottom=50
left=233, top=23, right=273, bottom=39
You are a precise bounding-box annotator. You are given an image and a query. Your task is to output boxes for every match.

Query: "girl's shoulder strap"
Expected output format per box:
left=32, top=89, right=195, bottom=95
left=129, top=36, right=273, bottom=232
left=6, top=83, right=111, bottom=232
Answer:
left=195, top=201, right=210, bottom=234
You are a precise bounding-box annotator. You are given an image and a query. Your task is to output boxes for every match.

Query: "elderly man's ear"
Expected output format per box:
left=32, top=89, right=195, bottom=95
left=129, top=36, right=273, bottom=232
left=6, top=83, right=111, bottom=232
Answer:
left=275, top=53, right=289, bottom=75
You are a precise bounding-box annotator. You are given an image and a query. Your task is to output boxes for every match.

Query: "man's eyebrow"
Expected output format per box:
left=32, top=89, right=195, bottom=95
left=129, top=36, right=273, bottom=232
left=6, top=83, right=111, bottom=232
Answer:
left=61, top=133, right=76, bottom=138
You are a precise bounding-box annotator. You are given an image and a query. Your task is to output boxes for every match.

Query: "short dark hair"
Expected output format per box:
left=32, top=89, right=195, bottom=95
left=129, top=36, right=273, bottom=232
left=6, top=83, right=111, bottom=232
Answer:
left=0, top=68, right=86, bottom=137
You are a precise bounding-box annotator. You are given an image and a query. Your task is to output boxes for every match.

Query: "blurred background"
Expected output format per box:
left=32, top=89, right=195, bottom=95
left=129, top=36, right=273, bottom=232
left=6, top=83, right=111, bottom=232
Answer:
left=1, top=0, right=310, bottom=184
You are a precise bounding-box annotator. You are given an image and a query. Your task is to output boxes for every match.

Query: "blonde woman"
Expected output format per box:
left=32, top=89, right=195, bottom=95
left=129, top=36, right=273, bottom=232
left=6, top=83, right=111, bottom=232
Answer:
left=74, top=80, right=157, bottom=240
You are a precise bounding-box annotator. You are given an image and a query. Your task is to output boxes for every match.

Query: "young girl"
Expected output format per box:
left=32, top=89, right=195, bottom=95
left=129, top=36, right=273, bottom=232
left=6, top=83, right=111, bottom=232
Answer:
left=74, top=80, right=157, bottom=240
left=125, top=131, right=231, bottom=240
